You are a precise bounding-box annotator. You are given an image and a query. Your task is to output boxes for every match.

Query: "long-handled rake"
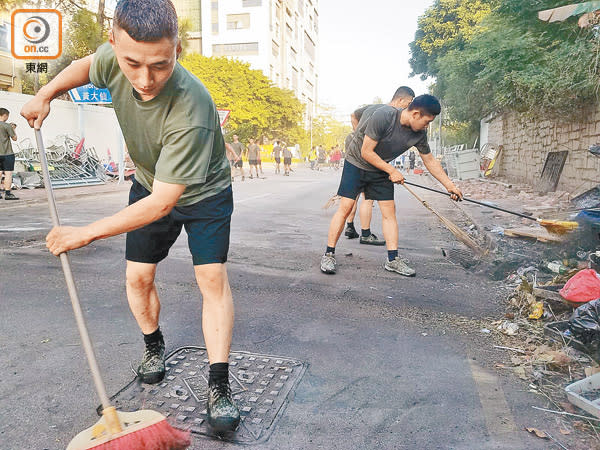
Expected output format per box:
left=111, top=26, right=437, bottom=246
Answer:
left=401, top=183, right=488, bottom=256
left=403, top=181, right=579, bottom=235
left=36, top=129, right=191, bottom=450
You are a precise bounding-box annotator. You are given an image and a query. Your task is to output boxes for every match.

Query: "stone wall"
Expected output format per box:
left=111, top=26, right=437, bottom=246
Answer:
left=486, top=108, right=600, bottom=196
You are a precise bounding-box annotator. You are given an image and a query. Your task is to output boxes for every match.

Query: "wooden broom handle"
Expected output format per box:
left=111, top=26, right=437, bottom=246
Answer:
left=35, top=129, right=113, bottom=410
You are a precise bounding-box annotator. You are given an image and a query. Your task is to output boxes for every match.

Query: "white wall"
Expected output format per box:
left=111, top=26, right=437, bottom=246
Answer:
left=0, top=91, right=121, bottom=162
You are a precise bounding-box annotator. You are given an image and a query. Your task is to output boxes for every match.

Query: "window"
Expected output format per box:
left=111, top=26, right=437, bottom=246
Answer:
left=0, top=24, right=8, bottom=51
left=227, top=13, right=250, bottom=30
left=213, top=42, right=259, bottom=56
left=304, top=31, right=315, bottom=59
left=242, top=0, right=262, bottom=6
left=211, top=1, right=219, bottom=34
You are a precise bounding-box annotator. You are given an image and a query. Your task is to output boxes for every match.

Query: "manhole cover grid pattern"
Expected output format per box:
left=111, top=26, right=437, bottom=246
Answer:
left=109, top=346, right=307, bottom=445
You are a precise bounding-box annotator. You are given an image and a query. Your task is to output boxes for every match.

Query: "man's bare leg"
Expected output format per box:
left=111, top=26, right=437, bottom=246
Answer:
left=378, top=200, right=398, bottom=251
left=194, top=263, right=234, bottom=364
left=126, top=261, right=161, bottom=333
left=327, top=197, right=356, bottom=247
left=126, top=261, right=166, bottom=383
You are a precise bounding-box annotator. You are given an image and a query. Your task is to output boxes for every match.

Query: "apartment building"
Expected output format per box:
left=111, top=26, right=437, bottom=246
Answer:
left=173, top=0, right=319, bottom=118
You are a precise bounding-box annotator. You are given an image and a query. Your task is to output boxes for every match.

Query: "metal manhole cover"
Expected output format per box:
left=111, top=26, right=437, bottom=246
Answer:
left=107, top=346, right=307, bottom=445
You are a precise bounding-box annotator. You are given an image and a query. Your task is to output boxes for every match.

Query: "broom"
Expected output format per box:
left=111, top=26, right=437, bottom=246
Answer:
left=35, top=129, right=191, bottom=450
left=401, top=183, right=488, bottom=257
left=403, top=180, right=579, bottom=235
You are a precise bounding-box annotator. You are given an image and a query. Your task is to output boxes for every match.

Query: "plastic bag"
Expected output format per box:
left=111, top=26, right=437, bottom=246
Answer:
left=569, top=300, right=600, bottom=349
left=560, top=269, right=600, bottom=304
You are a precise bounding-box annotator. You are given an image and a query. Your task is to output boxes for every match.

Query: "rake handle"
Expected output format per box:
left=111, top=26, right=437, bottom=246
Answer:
left=403, top=180, right=539, bottom=222
left=35, top=129, right=113, bottom=411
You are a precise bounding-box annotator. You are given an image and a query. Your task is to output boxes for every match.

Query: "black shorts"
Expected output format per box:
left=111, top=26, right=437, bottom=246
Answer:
left=284, top=157, right=292, bottom=165
left=126, top=178, right=233, bottom=266
left=234, top=160, right=243, bottom=168
left=249, top=159, right=258, bottom=166
left=274, top=157, right=281, bottom=164
left=337, top=160, right=394, bottom=201
left=0, top=154, right=15, bottom=171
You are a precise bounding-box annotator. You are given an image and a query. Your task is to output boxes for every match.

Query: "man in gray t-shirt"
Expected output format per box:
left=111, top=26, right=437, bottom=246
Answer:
left=247, top=138, right=260, bottom=179
left=320, top=94, right=463, bottom=278
left=0, top=107, right=18, bottom=200
left=229, top=134, right=245, bottom=181
left=272, top=141, right=282, bottom=174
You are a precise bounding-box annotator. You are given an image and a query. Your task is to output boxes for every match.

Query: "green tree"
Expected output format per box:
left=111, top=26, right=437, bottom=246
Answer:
left=180, top=53, right=305, bottom=144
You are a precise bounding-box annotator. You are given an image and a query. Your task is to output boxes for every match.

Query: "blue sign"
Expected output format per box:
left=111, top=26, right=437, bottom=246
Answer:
left=68, top=83, right=112, bottom=104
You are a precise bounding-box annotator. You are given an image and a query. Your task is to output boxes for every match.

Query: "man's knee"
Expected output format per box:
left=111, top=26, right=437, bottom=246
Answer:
left=378, top=201, right=396, bottom=219
left=194, top=263, right=228, bottom=294
left=126, top=263, right=156, bottom=292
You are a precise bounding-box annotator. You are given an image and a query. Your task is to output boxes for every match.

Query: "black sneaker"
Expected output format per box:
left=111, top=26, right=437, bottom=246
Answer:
left=4, top=192, right=18, bottom=200
left=206, top=380, right=240, bottom=432
left=136, top=341, right=165, bottom=384
left=345, top=226, right=359, bottom=239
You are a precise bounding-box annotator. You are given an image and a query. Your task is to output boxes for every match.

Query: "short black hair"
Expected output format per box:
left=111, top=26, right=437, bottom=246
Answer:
left=0, top=108, right=8, bottom=116
left=114, top=0, right=178, bottom=42
left=408, top=94, right=441, bottom=116
left=392, top=86, right=415, bottom=101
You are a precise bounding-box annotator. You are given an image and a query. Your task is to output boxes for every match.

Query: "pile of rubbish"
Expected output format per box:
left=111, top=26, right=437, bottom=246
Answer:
left=14, top=134, right=107, bottom=189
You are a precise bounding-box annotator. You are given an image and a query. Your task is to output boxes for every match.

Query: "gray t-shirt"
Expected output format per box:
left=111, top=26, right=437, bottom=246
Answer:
left=273, top=145, right=282, bottom=158
left=345, top=105, right=430, bottom=172
left=230, top=142, right=244, bottom=157
left=283, top=147, right=292, bottom=158
left=0, top=121, right=16, bottom=156
left=247, top=144, right=260, bottom=160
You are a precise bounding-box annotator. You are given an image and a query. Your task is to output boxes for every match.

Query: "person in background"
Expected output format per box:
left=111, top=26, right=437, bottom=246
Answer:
left=0, top=108, right=19, bottom=200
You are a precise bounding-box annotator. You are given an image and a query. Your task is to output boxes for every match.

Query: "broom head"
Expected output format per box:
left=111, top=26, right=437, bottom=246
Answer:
left=538, top=220, right=579, bottom=235
left=67, top=407, right=191, bottom=450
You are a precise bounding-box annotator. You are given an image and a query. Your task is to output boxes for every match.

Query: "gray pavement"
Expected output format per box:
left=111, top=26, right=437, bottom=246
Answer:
left=0, top=165, right=572, bottom=449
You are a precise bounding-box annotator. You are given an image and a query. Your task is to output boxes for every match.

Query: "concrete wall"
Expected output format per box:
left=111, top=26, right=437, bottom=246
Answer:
left=0, top=91, right=122, bottom=162
left=486, top=108, right=600, bottom=196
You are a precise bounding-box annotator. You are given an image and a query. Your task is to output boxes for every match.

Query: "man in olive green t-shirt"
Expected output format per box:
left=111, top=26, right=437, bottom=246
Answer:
left=0, top=108, right=19, bottom=200
left=247, top=138, right=260, bottom=179
left=21, top=0, right=240, bottom=433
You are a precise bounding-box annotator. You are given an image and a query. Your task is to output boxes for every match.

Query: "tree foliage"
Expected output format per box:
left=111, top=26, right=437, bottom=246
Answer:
left=181, top=53, right=305, bottom=143
left=410, top=0, right=600, bottom=139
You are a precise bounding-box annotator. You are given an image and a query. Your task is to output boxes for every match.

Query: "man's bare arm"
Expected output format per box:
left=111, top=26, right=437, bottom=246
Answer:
left=21, top=55, right=94, bottom=128
left=420, top=152, right=462, bottom=200
left=360, top=135, right=404, bottom=183
left=46, top=179, right=186, bottom=255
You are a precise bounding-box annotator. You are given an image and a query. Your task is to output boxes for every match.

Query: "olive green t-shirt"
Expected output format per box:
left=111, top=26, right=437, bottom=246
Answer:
left=0, top=121, right=16, bottom=156
left=89, top=43, right=230, bottom=206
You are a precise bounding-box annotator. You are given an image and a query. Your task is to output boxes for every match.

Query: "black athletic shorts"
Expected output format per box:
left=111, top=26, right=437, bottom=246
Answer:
left=0, top=154, right=15, bottom=171
left=234, top=160, right=243, bottom=168
left=337, top=160, right=394, bottom=201
left=284, top=157, right=292, bottom=165
left=249, top=159, right=258, bottom=166
left=126, top=177, right=233, bottom=266
left=274, top=157, right=281, bottom=164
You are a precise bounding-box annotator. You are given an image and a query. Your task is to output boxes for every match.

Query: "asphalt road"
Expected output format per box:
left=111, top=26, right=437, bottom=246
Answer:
left=0, top=165, right=571, bottom=449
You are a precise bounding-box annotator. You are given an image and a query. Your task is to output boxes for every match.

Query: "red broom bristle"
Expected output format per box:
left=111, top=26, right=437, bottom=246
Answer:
left=90, top=419, right=191, bottom=450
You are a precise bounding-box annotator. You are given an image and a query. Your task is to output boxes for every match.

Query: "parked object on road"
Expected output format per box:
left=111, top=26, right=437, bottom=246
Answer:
left=404, top=180, right=579, bottom=235
left=36, top=129, right=190, bottom=450
left=560, top=269, right=600, bottom=306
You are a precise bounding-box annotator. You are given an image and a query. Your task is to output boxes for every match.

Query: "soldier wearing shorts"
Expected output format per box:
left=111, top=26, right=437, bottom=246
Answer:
left=21, top=0, right=240, bottom=432
left=0, top=108, right=19, bottom=200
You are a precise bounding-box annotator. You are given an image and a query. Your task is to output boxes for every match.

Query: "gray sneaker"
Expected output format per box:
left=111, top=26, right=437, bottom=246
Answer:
left=359, top=233, right=386, bottom=246
left=320, top=252, right=336, bottom=274
left=384, top=257, right=416, bottom=277
left=137, top=341, right=165, bottom=384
